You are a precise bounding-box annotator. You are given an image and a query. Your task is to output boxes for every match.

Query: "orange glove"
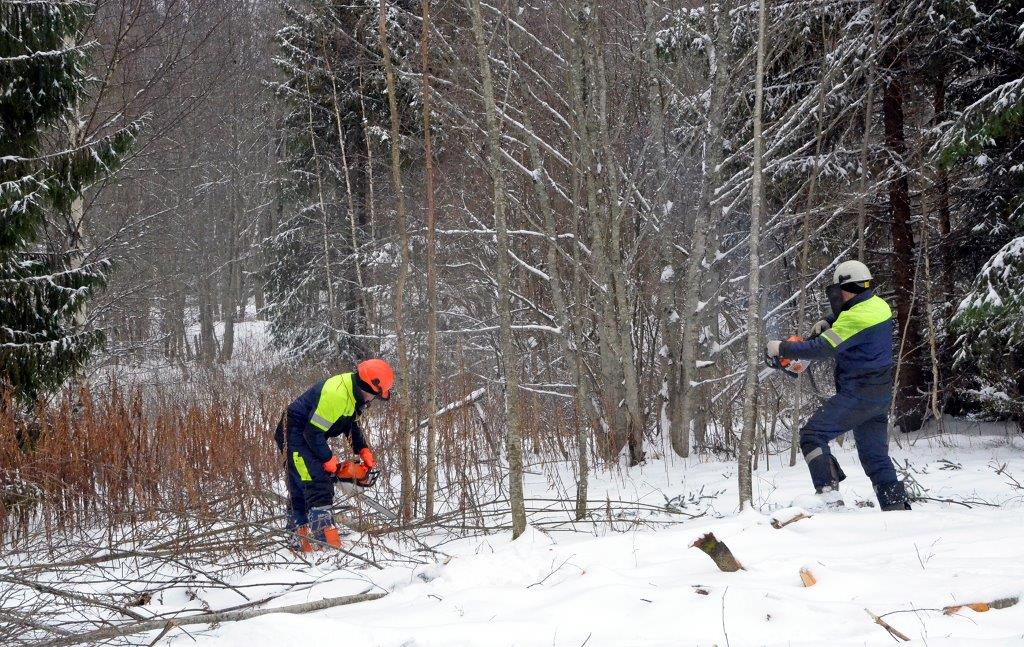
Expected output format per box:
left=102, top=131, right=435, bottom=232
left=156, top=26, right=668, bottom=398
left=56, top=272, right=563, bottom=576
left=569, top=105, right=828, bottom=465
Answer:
left=322, top=455, right=340, bottom=475
left=359, top=448, right=376, bottom=469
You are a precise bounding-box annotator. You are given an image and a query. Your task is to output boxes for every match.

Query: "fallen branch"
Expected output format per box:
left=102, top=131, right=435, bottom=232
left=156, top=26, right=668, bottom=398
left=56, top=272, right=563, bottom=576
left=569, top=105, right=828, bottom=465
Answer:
left=770, top=509, right=812, bottom=529
left=942, top=596, right=1019, bottom=615
left=865, top=608, right=910, bottom=642
left=913, top=496, right=999, bottom=508
left=44, top=590, right=388, bottom=647
left=692, top=532, right=744, bottom=572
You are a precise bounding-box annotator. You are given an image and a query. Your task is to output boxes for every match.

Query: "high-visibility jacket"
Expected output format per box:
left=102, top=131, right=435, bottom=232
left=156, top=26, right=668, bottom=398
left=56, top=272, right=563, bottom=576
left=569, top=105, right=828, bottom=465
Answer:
left=279, top=372, right=369, bottom=463
left=780, top=290, right=894, bottom=396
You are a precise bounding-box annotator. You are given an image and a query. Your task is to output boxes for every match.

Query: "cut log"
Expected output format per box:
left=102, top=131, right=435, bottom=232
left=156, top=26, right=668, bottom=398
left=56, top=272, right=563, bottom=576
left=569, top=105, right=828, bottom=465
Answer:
left=942, top=596, right=1019, bottom=615
left=799, top=567, right=816, bottom=587
left=865, top=608, right=910, bottom=642
left=691, top=532, right=744, bottom=572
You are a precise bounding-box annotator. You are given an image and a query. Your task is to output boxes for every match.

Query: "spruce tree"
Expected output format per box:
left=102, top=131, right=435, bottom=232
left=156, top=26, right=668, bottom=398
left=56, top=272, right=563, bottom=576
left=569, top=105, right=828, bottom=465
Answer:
left=0, top=1, right=135, bottom=402
left=267, top=0, right=420, bottom=361
left=945, top=0, right=1024, bottom=421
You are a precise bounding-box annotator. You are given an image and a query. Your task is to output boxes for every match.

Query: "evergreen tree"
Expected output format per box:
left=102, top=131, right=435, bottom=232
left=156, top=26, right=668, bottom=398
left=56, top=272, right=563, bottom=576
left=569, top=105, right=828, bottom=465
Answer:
left=0, top=1, right=135, bottom=402
left=267, top=0, right=420, bottom=361
left=945, top=0, right=1024, bottom=421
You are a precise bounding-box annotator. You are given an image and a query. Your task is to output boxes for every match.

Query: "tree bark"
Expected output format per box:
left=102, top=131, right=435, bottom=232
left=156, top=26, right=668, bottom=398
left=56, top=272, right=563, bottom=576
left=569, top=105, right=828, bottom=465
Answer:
left=882, top=58, right=924, bottom=431
left=566, top=2, right=624, bottom=459
left=646, top=0, right=679, bottom=456
left=378, top=0, right=415, bottom=522
left=857, top=3, right=880, bottom=262
left=587, top=6, right=645, bottom=465
left=672, top=0, right=733, bottom=458
left=467, top=0, right=526, bottom=538
left=522, top=107, right=594, bottom=520
left=738, top=0, right=766, bottom=510
left=420, top=0, right=440, bottom=519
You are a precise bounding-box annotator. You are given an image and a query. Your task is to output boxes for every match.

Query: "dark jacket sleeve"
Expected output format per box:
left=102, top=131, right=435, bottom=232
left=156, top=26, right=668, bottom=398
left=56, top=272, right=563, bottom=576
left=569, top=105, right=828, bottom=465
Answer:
left=303, top=421, right=334, bottom=463
left=348, top=419, right=368, bottom=453
left=780, top=335, right=835, bottom=361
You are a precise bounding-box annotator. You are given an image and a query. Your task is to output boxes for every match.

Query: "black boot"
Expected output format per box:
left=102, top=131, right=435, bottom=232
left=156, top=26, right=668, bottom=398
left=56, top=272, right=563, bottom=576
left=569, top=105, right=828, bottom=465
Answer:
left=875, top=481, right=911, bottom=511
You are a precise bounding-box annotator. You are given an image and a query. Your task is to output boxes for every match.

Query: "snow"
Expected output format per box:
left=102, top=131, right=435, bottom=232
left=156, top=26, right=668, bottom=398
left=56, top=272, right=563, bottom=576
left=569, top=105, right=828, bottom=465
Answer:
left=141, top=419, right=1024, bottom=647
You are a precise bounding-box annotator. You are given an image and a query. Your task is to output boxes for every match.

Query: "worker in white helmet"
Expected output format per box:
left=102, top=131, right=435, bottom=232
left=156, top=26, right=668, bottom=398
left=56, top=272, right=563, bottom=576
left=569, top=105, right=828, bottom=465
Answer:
left=766, top=260, right=911, bottom=511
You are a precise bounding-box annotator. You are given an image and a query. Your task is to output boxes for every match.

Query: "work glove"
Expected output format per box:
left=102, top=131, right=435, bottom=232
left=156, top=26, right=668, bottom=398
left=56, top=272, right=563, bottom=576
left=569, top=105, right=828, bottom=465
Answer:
left=810, top=319, right=831, bottom=336
left=765, top=340, right=782, bottom=358
left=359, top=448, right=376, bottom=470
left=322, top=455, right=340, bottom=475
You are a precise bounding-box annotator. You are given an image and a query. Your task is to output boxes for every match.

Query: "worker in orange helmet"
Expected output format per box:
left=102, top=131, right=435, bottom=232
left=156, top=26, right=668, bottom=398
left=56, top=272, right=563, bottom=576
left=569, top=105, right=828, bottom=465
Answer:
left=273, top=359, right=394, bottom=551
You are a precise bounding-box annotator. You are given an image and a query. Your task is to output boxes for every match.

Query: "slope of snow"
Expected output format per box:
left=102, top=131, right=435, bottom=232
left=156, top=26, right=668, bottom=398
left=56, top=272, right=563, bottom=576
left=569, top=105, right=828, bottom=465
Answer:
left=162, top=421, right=1023, bottom=647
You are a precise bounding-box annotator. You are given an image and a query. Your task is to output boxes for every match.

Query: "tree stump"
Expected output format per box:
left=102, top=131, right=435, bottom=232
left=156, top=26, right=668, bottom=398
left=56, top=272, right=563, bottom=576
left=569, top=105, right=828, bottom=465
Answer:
left=691, top=532, right=744, bottom=572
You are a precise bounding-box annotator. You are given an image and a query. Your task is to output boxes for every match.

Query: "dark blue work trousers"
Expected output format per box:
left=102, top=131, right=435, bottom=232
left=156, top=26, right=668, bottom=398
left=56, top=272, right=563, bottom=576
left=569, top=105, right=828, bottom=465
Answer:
left=800, top=389, right=899, bottom=491
left=281, top=419, right=334, bottom=528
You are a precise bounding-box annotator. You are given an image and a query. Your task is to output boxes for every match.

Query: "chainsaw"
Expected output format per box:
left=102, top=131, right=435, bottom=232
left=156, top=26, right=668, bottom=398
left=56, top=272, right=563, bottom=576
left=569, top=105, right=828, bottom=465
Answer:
left=334, top=456, right=379, bottom=488
left=764, top=335, right=812, bottom=379
left=332, top=457, right=398, bottom=522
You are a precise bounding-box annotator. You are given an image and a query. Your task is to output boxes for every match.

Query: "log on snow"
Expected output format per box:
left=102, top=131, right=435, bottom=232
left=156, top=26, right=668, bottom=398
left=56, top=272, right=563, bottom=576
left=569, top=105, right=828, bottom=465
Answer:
left=691, top=532, right=745, bottom=572
left=44, top=590, right=387, bottom=647
left=942, top=596, right=1019, bottom=615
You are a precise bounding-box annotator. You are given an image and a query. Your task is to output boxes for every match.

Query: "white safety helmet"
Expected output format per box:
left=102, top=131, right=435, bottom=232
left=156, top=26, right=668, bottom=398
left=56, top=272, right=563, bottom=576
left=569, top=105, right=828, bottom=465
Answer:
left=833, top=260, right=872, bottom=287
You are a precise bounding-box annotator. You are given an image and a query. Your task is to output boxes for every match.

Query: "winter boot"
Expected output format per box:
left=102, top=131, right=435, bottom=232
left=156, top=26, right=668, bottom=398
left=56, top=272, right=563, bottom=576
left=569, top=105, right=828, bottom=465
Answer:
left=296, top=525, right=314, bottom=552
left=286, top=515, right=314, bottom=553
left=875, top=481, right=911, bottom=511
left=309, top=505, right=343, bottom=549
left=815, top=484, right=845, bottom=509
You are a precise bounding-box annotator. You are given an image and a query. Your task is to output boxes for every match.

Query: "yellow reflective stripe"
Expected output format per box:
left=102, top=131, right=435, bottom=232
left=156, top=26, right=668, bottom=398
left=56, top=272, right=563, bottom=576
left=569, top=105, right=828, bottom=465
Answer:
left=310, top=373, right=356, bottom=431
left=292, top=451, right=311, bottom=481
left=821, top=329, right=843, bottom=348
left=830, top=295, right=892, bottom=345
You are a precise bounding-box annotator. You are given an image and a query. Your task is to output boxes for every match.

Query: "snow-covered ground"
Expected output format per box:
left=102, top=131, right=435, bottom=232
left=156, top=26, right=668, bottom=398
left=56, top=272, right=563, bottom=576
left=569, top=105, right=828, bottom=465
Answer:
left=150, top=419, right=1023, bottom=647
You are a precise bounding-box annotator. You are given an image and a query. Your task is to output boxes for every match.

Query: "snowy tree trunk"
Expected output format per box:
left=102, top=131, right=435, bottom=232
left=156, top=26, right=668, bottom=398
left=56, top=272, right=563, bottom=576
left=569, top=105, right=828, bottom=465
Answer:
left=420, top=0, right=440, bottom=520
left=791, top=51, right=832, bottom=466
left=738, top=0, right=766, bottom=509
left=522, top=108, right=593, bottom=520
left=588, top=7, right=645, bottom=465
left=646, top=0, right=679, bottom=453
left=882, top=55, right=924, bottom=430
left=467, top=0, right=526, bottom=538
left=325, top=62, right=373, bottom=338
left=857, top=4, right=880, bottom=262
left=672, top=0, right=733, bottom=458
left=567, top=4, right=624, bottom=458
left=378, top=0, right=415, bottom=522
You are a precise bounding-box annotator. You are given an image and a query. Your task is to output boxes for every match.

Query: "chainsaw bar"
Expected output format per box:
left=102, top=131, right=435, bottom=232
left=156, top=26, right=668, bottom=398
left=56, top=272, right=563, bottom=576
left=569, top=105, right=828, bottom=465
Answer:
left=334, top=478, right=399, bottom=521
left=352, top=491, right=399, bottom=521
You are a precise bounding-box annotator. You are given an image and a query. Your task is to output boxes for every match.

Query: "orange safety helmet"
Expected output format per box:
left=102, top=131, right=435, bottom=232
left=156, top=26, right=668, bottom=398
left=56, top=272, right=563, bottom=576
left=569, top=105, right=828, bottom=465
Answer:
left=357, top=358, right=394, bottom=400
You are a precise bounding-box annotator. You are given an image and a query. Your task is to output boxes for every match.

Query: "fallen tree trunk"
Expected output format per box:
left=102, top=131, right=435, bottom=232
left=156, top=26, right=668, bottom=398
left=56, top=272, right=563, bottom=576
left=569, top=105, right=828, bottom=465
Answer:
left=44, top=590, right=387, bottom=647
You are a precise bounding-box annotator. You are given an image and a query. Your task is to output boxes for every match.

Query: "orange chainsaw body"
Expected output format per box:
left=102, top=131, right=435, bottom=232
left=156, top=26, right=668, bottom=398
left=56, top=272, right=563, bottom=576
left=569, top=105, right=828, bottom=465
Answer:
left=780, top=335, right=810, bottom=374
